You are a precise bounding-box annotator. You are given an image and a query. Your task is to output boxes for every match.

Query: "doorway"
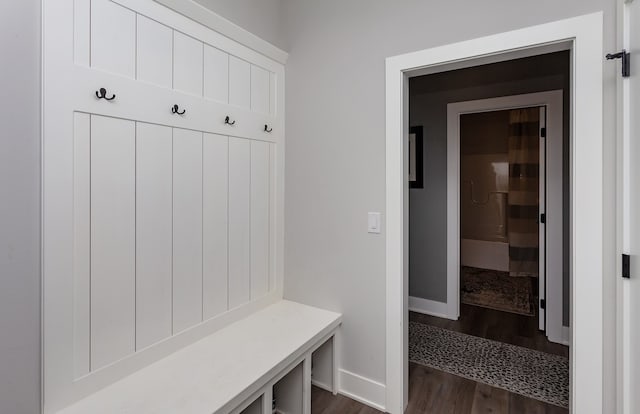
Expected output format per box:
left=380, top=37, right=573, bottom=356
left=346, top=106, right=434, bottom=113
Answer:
left=385, top=13, right=604, bottom=414
left=445, top=91, right=567, bottom=346
left=407, top=73, right=569, bottom=411
left=459, top=107, right=545, bottom=322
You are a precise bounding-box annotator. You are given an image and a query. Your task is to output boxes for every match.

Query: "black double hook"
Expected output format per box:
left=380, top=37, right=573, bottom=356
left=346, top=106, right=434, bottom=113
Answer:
left=95, top=88, right=115, bottom=100
left=172, top=104, right=186, bottom=115
left=225, top=116, right=236, bottom=125
left=264, top=125, right=273, bottom=133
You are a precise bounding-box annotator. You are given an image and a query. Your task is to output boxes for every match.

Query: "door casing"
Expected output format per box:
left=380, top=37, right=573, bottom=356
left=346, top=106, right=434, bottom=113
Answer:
left=385, top=12, right=604, bottom=414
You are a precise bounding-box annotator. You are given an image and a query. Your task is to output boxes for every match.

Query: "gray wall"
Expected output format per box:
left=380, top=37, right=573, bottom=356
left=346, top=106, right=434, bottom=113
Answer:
left=0, top=1, right=42, bottom=413
left=280, top=0, right=617, bottom=411
left=192, top=0, right=286, bottom=49
left=408, top=52, right=572, bottom=327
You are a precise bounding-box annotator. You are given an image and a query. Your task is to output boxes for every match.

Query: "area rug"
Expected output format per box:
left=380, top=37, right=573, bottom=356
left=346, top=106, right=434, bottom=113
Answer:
left=461, top=266, right=535, bottom=316
left=409, top=321, right=569, bottom=408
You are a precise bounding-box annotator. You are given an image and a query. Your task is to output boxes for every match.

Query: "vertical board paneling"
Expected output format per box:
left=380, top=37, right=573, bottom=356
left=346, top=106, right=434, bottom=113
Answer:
left=172, top=128, right=203, bottom=333
left=269, top=143, right=277, bottom=291
left=91, top=0, right=136, bottom=78
left=136, top=123, right=173, bottom=349
left=228, top=138, right=251, bottom=308
left=203, top=45, right=229, bottom=103
left=250, top=141, right=270, bottom=299
left=250, top=65, right=270, bottom=114
left=202, top=133, right=229, bottom=319
left=269, top=72, right=277, bottom=116
left=73, top=113, right=90, bottom=378
left=173, top=31, right=203, bottom=96
left=229, top=56, right=250, bottom=110
left=73, top=0, right=90, bottom=66
left=90, top=115, right=136, bottom=370
left=136, top=15, right=173, bottom=89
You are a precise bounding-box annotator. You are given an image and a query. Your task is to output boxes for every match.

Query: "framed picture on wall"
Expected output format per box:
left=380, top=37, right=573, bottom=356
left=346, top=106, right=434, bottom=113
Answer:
left=409, top=126, right=423, bottom=188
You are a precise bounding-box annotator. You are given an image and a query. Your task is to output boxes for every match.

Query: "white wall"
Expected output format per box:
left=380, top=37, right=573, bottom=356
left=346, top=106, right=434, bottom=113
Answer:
left=0, top=1, right=42, bottom=413
left=192, top=0, right=286, bottom=49
left=281, top=0, right=617, bottom=411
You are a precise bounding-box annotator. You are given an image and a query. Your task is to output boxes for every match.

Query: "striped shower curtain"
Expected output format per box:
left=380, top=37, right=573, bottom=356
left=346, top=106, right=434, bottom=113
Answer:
left=508, top=108, right=540, bottom=278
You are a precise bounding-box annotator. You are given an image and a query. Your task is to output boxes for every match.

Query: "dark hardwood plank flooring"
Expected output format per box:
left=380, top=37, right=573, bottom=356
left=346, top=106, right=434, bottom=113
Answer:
left=410, top=304, right=568, bottom=357
left=312, top=305, right=569, bottom=413
left=312, top=365, right=567, bottom=414
left=311, top=386, right=382, bottom=414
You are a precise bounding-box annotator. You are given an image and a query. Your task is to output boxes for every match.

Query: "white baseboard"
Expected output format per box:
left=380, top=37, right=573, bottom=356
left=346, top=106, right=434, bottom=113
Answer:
left=559, top=325, right=571, bottom=346
left=311, top=379, right=333, bottom=393
left=409, top=296, right=457, bottom=320
left=547, top=324, right=571, bottom=346
left=338, top=369, right=386, bottom=412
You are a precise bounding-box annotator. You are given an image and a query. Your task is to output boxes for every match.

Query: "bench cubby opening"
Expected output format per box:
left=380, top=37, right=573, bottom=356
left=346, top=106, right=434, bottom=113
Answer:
left=273, top=361, right=304, bottom=414
left=310, top=336, right=335, bottom=393
left=239, top=395, right=264, bottom=414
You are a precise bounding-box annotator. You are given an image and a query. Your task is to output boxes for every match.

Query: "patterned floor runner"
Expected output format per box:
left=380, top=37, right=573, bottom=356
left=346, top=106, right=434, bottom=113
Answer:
left=409, top=321, right=569, bottom=408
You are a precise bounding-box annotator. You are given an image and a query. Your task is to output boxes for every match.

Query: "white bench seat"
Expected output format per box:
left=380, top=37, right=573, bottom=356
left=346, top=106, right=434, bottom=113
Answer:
left=57, top=301, right=342, bottom=414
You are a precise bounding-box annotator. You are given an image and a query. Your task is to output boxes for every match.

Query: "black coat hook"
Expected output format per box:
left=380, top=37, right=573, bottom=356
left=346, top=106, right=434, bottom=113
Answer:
left=264, top=125, right=273, bottom=133
left=171, top=104, right=186, bottom=115
left=225, top=116, right=236, bottom=125
left=95, top=87, right=115, bottom=100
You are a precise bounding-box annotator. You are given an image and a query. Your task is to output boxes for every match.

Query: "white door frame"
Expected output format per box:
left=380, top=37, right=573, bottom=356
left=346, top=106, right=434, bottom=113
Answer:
left=446, top=91, right=567, bottom=345
left=618, top=1, right=638, bottom=413
left=385, top=13, right=603, bottom=414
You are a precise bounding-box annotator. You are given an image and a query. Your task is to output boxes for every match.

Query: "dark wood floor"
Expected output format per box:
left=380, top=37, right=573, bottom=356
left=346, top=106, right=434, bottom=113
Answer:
left=312, top=304, right=569, bottom=414
left=410, top=304, right=569, bottom=357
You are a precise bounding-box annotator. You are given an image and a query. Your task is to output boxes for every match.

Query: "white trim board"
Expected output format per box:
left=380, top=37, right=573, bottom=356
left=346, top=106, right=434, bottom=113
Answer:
left=338, top=369, right=386, bottom=412
left=447, top=91, right=565, bottom=345
left=153, top=0, right=288, bottom=64
left=386, top=12, right=603, bottom=414
left=408, top=296, right=455, bottom=320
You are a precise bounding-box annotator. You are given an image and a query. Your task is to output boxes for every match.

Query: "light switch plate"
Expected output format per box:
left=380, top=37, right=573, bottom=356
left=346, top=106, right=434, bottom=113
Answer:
left=368, top=212, right=381, bottom=234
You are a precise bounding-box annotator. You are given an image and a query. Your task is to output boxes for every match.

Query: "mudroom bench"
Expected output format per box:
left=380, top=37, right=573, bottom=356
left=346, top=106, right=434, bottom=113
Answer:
left=56, top=301, right=341, bottom=414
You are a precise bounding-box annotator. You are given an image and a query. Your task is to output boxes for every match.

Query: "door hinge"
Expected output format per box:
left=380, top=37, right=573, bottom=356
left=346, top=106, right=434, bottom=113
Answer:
left=540, top=299, right=546, bottom=310
left=540, top=127, right=546, bottom=138
left=622, top=254, right=631, bottom=279
left=606, top=50, right=630, bottom=78
left=540, top=213, right=546, bottom=224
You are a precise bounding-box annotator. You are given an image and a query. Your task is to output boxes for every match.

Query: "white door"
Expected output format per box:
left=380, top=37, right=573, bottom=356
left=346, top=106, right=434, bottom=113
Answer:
left=623, top=0, right=639, bottom=412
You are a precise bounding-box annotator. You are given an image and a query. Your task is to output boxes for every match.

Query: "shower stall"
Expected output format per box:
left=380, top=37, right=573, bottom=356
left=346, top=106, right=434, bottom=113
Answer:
left=459, top=107, right=542, bottom=316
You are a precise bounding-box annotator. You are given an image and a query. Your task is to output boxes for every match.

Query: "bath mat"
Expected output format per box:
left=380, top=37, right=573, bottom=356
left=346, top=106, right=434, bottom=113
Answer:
left=461, top=266, right=534, bottom=316
left=409, top=321, right=569, bottom=408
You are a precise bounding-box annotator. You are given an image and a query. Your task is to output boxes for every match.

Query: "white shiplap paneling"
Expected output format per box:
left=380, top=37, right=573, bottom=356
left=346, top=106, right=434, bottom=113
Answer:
left=90, top=115, right=136, bottom=370
left=250, top=140, right=270, bottom=299
left=204, top=45, right=229, bottom=104
left=250, top=65, right=270, bottom=115
left=229, top=56, right=250, bottom=110
left=136, top=15, right=173, bottom=89
left=228, top=138, right=251, bottom=308
left=91, top=0, right=136, bottom=78
left=136, top=123, right=173, bottom=349
left=202, top=133, right=229, bottom=319
left=73, top=112, right=91, bottom=378
left=172, top=128, right=204, bottom=333
left=173, top=31, right=203, bottom=96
